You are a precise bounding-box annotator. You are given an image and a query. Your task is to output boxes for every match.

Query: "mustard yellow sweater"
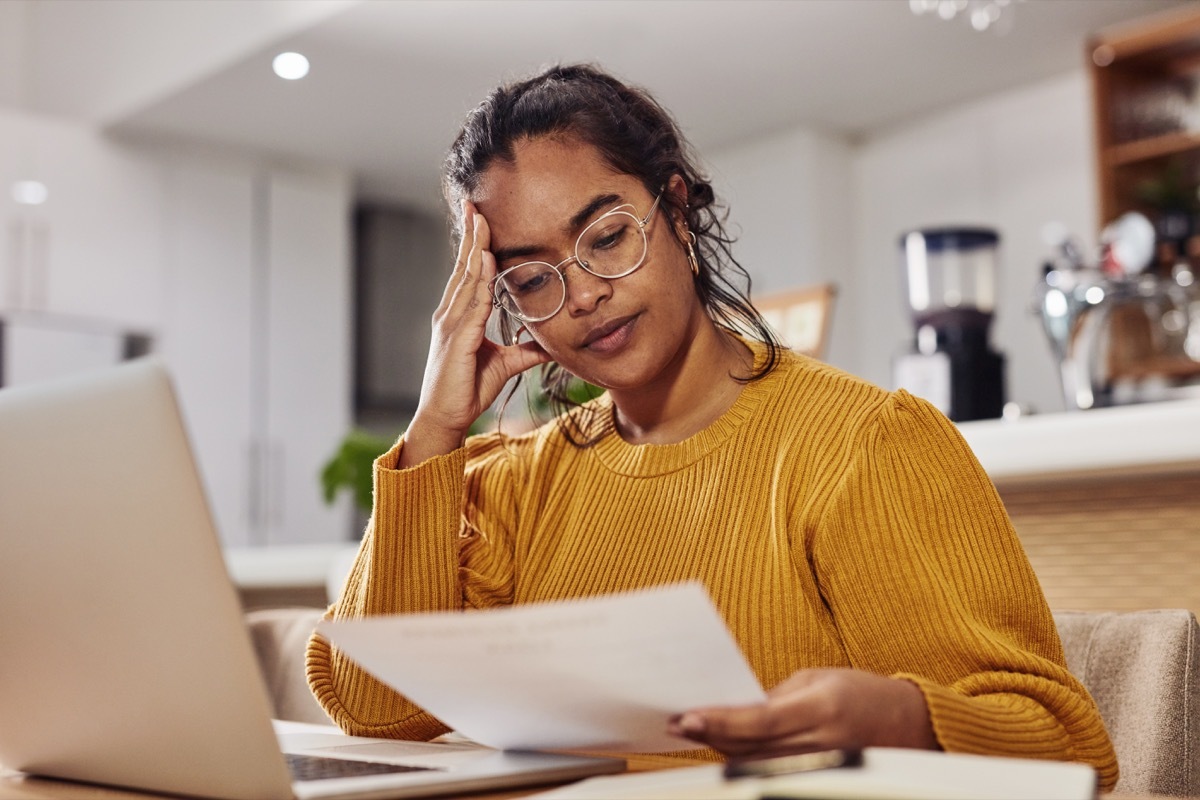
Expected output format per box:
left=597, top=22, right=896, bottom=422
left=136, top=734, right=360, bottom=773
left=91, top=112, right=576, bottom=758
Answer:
left=307, top=348, right=1118, bottom=790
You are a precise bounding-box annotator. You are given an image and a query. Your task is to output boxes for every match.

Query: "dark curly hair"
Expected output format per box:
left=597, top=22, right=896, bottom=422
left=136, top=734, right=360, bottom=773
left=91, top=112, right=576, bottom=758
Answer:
left=442, top=63, right=781, bottom=444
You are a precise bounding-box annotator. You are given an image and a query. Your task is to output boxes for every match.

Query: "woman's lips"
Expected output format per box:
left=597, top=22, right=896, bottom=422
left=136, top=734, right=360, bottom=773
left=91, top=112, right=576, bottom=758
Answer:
left=581, top=315, right=638, bottom=353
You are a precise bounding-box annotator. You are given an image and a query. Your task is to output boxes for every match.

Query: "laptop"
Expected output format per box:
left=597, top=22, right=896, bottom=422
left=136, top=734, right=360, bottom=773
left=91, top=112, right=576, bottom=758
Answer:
left=0, top=358, right=624, bottom=800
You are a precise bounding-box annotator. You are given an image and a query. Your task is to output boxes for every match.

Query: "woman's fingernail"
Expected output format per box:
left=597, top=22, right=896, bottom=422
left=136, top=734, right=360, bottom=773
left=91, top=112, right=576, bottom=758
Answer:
left=678, top=713, right=705, bottom=735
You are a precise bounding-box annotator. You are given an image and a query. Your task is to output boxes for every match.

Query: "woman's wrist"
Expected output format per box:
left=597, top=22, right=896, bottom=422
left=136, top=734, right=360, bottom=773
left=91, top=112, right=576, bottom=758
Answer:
left=884, top=677, right=939, bottom=750
left=398, top=417, right=467, bottom=469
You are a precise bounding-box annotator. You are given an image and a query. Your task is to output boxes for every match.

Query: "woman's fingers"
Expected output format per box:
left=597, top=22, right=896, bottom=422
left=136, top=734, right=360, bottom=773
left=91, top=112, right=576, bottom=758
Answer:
left=674, top=699, right=811, bottom=745
left=476, top=339, right=551, bottom=397
left=671, top=711, right=817, bottom=758
left=668, top=672, right=844, bottom=756
left=468, top=215, right=499, bottom=316
left=443, top=211, right=495, bottom=329
left=436, top=201, right=477, bottom=316
left=670, top=670, right=936, bottom=759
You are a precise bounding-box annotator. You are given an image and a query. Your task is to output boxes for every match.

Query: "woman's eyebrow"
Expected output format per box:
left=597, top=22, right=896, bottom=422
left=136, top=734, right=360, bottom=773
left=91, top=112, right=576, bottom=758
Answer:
left=492, top=192, right=625, bottom=265
left=566, top=193, right=622, bottom=234
left=490, top=243, right=542, bottom=265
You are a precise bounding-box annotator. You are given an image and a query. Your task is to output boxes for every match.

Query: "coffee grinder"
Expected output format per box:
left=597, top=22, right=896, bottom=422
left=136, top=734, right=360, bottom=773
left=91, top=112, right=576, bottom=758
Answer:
left=892, top=227, right=1006, bottom=422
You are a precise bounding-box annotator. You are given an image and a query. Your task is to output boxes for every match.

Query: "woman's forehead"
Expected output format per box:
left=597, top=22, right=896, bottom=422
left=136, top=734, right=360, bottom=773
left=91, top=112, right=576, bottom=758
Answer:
left=473, top=136, right=636, bottom=226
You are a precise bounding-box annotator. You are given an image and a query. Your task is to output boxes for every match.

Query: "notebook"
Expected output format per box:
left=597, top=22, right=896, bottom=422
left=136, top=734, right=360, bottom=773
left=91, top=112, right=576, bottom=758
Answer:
left=0, top=358, right=624, bottom=800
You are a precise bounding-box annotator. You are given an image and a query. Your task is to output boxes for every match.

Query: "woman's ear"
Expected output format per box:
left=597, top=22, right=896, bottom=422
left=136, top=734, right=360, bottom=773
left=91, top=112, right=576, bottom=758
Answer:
left=666, top=174, right=688, bottom=210
left=665, top=174, right=690, bottom=237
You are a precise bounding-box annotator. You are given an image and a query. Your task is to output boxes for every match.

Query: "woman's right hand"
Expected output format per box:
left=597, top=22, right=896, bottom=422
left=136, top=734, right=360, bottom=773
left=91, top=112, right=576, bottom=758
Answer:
left=399, top=201, right=551, bottom=468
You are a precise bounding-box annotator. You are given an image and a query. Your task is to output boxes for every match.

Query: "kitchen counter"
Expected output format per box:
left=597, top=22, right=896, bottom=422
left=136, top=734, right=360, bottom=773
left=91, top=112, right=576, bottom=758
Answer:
left=957, top=398, right=1200, bottom=487
left=224, top=542, right=358, bottom=609
left=958, top=398, right=1200, bottom=614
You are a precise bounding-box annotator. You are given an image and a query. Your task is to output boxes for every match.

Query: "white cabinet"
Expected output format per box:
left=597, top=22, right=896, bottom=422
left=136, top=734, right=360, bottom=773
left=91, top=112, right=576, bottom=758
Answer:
left=261, top=171, right=354, bottom=546
left=0, top=108, right=164, bottom=329
left=161, top=158, right=352, bottom=548
left=161, top=162, right=257, bottom=548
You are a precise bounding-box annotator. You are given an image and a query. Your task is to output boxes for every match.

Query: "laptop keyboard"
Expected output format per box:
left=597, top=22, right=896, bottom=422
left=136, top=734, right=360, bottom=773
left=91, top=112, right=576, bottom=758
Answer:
left=285, top=753, right=442, bottom=782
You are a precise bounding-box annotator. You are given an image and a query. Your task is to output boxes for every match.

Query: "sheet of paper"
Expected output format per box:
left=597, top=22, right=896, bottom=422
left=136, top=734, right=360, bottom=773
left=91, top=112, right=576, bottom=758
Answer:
left=316, top=582, right=766, bottom=752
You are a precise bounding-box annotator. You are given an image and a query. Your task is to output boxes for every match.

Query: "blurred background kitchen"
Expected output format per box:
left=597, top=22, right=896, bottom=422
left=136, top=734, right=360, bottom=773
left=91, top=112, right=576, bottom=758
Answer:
left=3, top=0, right=1199, bottom=612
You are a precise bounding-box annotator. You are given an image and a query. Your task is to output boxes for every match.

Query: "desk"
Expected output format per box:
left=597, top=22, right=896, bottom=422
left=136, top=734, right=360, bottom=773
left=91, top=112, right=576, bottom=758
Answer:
left=0, top=764, right=1168, bottom=800
left=0, top=755, right=700, bottom=800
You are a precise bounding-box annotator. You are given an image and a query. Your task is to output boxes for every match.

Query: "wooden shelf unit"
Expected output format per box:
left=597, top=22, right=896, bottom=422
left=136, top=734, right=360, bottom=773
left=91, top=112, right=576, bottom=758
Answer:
left=1089, top=5, right=1200, bottom=228
left=1106, top=129, right=1200, bottom=167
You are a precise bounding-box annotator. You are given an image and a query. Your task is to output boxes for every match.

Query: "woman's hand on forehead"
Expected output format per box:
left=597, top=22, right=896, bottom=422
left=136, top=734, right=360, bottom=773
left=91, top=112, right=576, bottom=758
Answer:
left=398, top=200, right=551, bottom=468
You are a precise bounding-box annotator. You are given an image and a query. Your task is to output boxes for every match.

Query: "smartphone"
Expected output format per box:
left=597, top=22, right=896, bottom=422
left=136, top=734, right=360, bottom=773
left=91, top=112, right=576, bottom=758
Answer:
left=723, top=748, right=863, bottom=780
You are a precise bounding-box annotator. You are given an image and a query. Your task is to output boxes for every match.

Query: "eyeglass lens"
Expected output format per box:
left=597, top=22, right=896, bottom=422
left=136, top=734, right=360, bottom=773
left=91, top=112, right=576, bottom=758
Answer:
left=494, top=210, right=648, bottom=321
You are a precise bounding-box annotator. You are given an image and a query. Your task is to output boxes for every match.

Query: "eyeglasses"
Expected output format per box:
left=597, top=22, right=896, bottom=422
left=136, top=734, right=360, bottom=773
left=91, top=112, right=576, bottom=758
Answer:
left=489, top=193, right=663, bottom=323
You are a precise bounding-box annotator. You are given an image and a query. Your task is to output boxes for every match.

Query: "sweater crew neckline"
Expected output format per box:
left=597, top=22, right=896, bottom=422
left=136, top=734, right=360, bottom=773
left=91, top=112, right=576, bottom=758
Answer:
left=590, top=346, right=784, bottom=477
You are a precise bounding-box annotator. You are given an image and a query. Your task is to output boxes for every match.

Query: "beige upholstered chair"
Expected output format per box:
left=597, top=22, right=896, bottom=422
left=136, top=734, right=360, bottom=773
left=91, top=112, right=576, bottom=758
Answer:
left=246, top=606, right=1200, bottom=796
left=245, top=606, right=330, bottom=726
left=1054, top=609, right=1200, bottom=798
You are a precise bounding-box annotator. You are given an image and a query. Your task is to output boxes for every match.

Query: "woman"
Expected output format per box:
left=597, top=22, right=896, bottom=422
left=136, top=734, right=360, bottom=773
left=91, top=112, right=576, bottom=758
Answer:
left=307, top=64, right=1117, bottom=788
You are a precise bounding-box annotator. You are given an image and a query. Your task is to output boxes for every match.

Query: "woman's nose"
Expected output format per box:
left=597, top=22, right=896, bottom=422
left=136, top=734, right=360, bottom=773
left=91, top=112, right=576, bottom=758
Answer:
left=563, top=262, right=613, bottom=315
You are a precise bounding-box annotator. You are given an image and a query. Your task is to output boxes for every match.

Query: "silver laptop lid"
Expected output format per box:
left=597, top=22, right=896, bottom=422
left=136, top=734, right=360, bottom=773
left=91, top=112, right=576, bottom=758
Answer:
left=0, top=359, right=294, bottom=800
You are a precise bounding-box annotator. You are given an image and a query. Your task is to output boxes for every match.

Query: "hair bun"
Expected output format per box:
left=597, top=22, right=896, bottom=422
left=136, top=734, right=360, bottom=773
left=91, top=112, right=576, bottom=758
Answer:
left=690, top=181, right=715, bottom=208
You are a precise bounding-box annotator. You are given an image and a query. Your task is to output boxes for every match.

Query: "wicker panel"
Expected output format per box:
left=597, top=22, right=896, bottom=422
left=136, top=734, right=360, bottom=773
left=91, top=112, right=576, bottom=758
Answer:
left=998, top=474, right=1200, bottom=614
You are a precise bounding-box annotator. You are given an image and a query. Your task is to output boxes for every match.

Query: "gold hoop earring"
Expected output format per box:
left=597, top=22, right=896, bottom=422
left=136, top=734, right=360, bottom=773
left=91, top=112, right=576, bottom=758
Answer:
left=511, top=325, right=529, bottom=346
left=686, top=231, right=700, bottom=276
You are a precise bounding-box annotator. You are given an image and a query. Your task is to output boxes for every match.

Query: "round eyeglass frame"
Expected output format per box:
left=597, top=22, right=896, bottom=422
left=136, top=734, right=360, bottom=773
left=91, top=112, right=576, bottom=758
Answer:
left=488, top=192, right=664, bottom=323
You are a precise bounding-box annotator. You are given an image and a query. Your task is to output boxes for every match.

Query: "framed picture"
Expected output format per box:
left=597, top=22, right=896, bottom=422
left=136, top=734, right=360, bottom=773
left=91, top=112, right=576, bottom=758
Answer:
left=753, top=283, right=837, bottom=360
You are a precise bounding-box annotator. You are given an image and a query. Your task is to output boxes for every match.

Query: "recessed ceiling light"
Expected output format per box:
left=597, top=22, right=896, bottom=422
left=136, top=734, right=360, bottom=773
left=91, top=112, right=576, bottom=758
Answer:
left=11, top=180, right=48, bottom=206
left=273, top=52, right=310, bottom=81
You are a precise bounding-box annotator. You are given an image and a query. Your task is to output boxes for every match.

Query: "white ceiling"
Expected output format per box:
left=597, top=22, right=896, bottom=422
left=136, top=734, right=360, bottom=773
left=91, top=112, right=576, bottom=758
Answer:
left=5, top=0, right=1195, bottom=213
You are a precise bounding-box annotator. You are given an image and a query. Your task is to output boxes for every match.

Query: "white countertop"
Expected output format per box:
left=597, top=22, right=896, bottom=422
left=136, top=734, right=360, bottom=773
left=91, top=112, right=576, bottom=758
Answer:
left=224, top=542, right=358, bottom=593
left=957, top=398, right=1200, bottom=486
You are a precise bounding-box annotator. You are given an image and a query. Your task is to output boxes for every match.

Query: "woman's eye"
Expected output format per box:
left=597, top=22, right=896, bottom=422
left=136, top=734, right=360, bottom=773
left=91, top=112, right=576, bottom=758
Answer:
left=590, top=224, right=629, bottom=251
left=513, top=270, right=554, bottom=295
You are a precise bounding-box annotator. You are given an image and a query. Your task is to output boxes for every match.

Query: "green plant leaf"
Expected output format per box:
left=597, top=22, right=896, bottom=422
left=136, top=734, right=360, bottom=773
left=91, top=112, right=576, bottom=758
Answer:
left=564, top=378, right=604, bottom=404
left=319, top=429, right=395, bottom=512
left=320, top=413, right=495, bottom=512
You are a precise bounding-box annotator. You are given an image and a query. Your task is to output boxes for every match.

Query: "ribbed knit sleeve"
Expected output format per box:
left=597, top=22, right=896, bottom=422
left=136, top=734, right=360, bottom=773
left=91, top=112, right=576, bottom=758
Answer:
left=305, top=433, right=526, bottom=739
left=810, top=390, right=1118, bottom=790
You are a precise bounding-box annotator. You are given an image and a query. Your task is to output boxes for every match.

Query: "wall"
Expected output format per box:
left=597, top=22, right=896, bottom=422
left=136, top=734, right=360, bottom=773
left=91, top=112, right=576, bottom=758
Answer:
left=0, top=2, right=28, bottom=108
left=709, top=70, right=1099, bottom=415
left=705, top=126, right=857, bottom=368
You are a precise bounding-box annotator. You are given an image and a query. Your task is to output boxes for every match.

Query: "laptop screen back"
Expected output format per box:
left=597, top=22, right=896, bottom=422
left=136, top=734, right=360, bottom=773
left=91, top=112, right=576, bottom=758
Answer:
left=0, top=359, right=295, bottom=800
